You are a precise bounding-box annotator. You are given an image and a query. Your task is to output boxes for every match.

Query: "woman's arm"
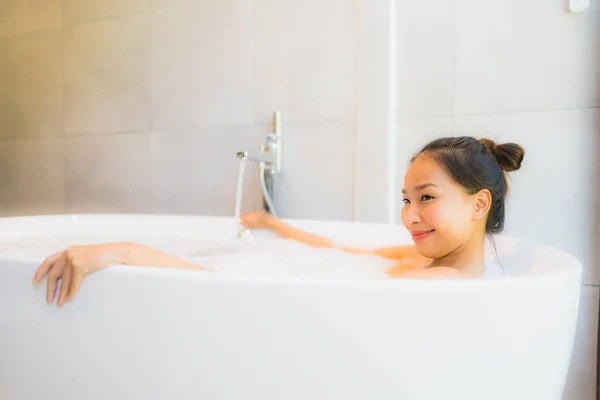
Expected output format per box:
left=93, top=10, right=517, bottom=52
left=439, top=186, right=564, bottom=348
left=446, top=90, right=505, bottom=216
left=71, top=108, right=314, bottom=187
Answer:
left=240, top=211, right=419, bottom=260
left=263, top=216, right=334, bottom=248
left=32, top=242, right=208, bottom=307
left=124, top=242, right=209, bottom=271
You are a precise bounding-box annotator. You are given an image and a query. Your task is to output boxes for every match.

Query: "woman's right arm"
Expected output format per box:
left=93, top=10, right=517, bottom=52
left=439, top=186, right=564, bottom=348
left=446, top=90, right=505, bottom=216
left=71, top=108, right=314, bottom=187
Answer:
left=247, top=213, right=334, bottom=248
left=240, top=211, right=419, bottom=260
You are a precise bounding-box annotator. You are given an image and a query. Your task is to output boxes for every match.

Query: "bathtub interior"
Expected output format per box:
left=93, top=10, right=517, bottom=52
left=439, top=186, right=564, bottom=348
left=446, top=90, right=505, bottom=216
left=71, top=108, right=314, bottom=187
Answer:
left=0, top=214, right=583, bottom=280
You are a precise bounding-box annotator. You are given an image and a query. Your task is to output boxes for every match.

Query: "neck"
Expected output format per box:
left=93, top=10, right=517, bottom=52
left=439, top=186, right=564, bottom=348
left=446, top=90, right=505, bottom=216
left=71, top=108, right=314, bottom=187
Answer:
left=430, top=232, right=486, bottom=275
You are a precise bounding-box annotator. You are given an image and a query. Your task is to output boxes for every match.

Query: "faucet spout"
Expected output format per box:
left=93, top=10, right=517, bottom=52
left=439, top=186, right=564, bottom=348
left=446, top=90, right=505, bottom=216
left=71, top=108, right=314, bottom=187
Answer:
left=237, top=151, right=276, bottom=168
left=235, top=110, right=283, bottom=223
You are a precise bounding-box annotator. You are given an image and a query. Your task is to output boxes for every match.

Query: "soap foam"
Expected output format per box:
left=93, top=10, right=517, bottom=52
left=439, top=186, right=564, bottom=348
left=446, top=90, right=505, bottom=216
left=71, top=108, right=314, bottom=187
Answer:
left=185, top=239, right=394, bottom=280
left=0, top=234, right=509, bottom=280
left=0, top=235, right=394, bottom=280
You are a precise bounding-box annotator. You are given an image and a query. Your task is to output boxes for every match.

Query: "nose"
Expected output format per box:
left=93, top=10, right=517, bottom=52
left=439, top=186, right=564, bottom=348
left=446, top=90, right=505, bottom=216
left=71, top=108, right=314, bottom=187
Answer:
left=402, top=203, right=422, bottom=226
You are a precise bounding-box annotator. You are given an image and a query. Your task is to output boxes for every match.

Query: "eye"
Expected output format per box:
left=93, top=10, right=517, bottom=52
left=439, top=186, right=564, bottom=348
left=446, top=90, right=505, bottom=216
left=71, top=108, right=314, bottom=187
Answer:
left=421, top=195, right=434, bottom=201
left=402, top=198, right=410, bottom=204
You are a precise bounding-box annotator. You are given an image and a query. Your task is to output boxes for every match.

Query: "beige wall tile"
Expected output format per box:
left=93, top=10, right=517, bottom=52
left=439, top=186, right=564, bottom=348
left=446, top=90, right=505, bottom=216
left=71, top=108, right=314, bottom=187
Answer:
left=0, top=30, right=63, bottom=138
left=150, top=127, right=263, bottom=215
left=355, top=0, right=392, bottom=223
left=148, top=0, right=195, bottom=9
left=255, top=0, right=357, bottom=124
left=64, top=0, right=147, bottom=26
left=0, top=0, right=62, bottom=39
left=149, top=0, right=254, bottom=130
left=574, top=0, right=600, bottom=108
left=455, top=0, right=580, bottom=114
left=66, top=133, right=151, bottom=213
left=396, top=0, right=454, bottom=117
left=0, top=140, right=19, bottom=216
left=0, top=138, right=65, bottom=216
left=14, top=137, right=66, bottom=215
left=273, top=120, right=356, bottom=221
left=64, top=14, right=150, bottom=134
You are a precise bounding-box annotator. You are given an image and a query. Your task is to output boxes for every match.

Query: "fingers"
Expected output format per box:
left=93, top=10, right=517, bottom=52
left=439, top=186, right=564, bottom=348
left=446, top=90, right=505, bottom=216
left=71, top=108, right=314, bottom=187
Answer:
left=33, top=248, right=88, bottom=306
left=66, top=268, right=83, bottom=303
left=46, top=254, right=67, bottom=304
left=32, top=251, right=62, bottom=284
left=239, top=214, right=252, bottom=227
left=57, top=263, right=72, bottom=308
left=240, top=211, right=266, bottom=228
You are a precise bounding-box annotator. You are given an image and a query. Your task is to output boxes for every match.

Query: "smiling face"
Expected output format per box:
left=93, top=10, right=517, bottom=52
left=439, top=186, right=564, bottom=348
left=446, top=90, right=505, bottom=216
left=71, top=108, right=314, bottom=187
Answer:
left=401, top=155, right=487, bottom=260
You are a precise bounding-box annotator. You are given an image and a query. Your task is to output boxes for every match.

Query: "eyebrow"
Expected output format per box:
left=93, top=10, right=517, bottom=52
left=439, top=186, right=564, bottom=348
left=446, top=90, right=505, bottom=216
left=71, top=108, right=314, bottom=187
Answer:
left=401, top=183, right=439, bottom=194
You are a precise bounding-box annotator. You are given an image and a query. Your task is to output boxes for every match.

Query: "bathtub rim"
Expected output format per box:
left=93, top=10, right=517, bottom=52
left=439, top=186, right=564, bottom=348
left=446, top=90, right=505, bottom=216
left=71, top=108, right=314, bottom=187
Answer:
left=0, top=213, right=584, bottom=287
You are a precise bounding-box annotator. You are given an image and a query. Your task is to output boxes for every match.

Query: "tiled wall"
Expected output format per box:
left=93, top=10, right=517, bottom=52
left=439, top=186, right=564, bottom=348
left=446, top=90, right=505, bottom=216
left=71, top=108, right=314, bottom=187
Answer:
left=389, top=1, right=600, bottom=399
left=0, top=1, right=598, bottom=399
left=0, top=0, right=361, bottom=220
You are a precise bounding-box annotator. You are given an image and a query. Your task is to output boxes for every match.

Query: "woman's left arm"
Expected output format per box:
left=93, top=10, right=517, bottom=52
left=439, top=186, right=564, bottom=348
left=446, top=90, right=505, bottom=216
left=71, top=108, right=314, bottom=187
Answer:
left=32, top=242, right=209, bottom=307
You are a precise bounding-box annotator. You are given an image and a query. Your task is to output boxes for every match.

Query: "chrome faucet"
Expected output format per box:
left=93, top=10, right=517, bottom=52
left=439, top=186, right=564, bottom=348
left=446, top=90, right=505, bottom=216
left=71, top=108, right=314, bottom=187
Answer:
left=236, top=149, right=276, bottom=167
left=236, top=111, right=283, bottom=239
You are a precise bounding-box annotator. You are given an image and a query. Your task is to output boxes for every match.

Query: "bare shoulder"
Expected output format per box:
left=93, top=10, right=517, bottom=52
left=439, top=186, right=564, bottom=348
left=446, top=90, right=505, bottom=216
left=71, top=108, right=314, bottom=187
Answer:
left=384, top=249, right=432, bottom=276
left=375, top=245, right=431, bottom=261
left=389, top=266, right=465, bottom=279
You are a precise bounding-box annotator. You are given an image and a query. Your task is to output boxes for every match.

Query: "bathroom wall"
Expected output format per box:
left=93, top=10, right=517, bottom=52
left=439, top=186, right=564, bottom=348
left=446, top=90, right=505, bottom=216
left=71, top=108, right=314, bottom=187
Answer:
left=0, top=0, right=365, bottom=221
left=0, top=1, right=598, bottom=399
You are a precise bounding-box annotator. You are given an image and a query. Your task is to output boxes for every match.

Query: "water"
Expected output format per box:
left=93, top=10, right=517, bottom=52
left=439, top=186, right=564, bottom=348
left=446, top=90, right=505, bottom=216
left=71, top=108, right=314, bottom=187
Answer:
left=0, top=234, right=394, bottom=280
left=149, top=238, right=393, bottom=279
left=234, top=157, right=247, bottom=221
left=0, top=234, right=519, bottom=280
left=186, top=240, right=393, bottom=279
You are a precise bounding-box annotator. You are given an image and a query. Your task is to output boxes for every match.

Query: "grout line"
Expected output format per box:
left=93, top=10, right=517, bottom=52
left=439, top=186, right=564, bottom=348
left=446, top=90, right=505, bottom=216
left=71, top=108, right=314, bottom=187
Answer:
left=0, top=26, right=63, bottom=42
left=0, top=117, right=358, bottom=144
left=0, top=120, right=356, bottom=142
left=0, top=131, right=147, bottom=142
left=258, top=117, right=356, bottom=127
left=455, top=105, right=600, bottom=119
left=406, top=105, right=600, bottom=122
left=64, top=8, right=148, bottom=29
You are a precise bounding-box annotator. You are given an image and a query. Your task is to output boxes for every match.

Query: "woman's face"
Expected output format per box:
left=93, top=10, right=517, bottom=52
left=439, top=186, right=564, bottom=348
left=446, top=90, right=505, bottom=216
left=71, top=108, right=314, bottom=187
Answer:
left=401, top=155, right=482, bottom=259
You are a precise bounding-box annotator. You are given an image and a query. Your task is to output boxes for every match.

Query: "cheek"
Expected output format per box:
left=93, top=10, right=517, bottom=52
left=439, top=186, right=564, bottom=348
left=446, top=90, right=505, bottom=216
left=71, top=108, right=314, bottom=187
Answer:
left=400, top=206, right=408, bottom=227
left=420, top=203, right=446, bottom=228
left=425, top=200, right=471, bottom=234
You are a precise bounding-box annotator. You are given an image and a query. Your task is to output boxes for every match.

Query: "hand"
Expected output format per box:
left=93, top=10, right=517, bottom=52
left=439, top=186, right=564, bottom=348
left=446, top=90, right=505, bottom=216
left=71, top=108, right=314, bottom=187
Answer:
left=240, top=211, right=275, bottom=230
left=31, top=243, right=128, bottom=307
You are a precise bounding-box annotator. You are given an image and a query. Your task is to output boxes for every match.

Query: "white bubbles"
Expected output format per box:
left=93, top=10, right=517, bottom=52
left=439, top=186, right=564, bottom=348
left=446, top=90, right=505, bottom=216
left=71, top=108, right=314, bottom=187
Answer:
left=185, top=239, right=394, bottom=280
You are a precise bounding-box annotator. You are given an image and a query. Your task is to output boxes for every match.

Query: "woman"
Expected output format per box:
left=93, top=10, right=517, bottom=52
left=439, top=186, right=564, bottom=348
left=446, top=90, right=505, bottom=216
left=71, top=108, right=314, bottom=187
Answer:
left=32, top=136, right=524, bottom=307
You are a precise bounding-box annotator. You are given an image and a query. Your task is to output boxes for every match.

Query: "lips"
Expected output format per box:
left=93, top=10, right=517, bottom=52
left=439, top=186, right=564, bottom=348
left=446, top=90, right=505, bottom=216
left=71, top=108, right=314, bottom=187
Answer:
left=411, top=229, right=434, bottom=241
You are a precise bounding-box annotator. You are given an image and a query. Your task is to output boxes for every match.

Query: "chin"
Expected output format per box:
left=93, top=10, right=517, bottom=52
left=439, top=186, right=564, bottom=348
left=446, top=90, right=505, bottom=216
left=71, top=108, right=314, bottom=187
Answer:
left=413, top=243, right=442, bottom=260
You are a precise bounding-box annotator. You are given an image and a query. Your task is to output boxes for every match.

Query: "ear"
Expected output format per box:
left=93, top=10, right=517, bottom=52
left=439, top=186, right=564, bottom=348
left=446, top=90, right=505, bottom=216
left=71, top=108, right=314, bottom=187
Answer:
left=472, top=189, right=492, bottom=221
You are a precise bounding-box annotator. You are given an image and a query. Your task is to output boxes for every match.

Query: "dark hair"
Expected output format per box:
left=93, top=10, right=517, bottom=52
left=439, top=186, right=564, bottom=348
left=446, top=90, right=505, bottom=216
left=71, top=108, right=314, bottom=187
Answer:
left=412, top=136, right=525, bottom=235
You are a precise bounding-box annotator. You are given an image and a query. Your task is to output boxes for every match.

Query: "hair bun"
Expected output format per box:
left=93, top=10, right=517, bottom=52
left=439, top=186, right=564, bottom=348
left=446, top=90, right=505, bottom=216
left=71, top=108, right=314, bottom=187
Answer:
left=479, top=138, right=525, bottom=172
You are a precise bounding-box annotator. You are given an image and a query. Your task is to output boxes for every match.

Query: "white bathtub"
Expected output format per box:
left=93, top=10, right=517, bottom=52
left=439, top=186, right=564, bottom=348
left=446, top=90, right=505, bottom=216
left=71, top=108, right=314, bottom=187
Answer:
left=0, top=214, right=582, bottom=400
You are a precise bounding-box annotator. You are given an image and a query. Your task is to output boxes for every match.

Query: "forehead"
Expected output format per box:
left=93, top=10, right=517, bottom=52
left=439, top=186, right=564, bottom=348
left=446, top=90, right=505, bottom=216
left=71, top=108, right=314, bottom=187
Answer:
left=403, top=155, right=455, bottom=190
